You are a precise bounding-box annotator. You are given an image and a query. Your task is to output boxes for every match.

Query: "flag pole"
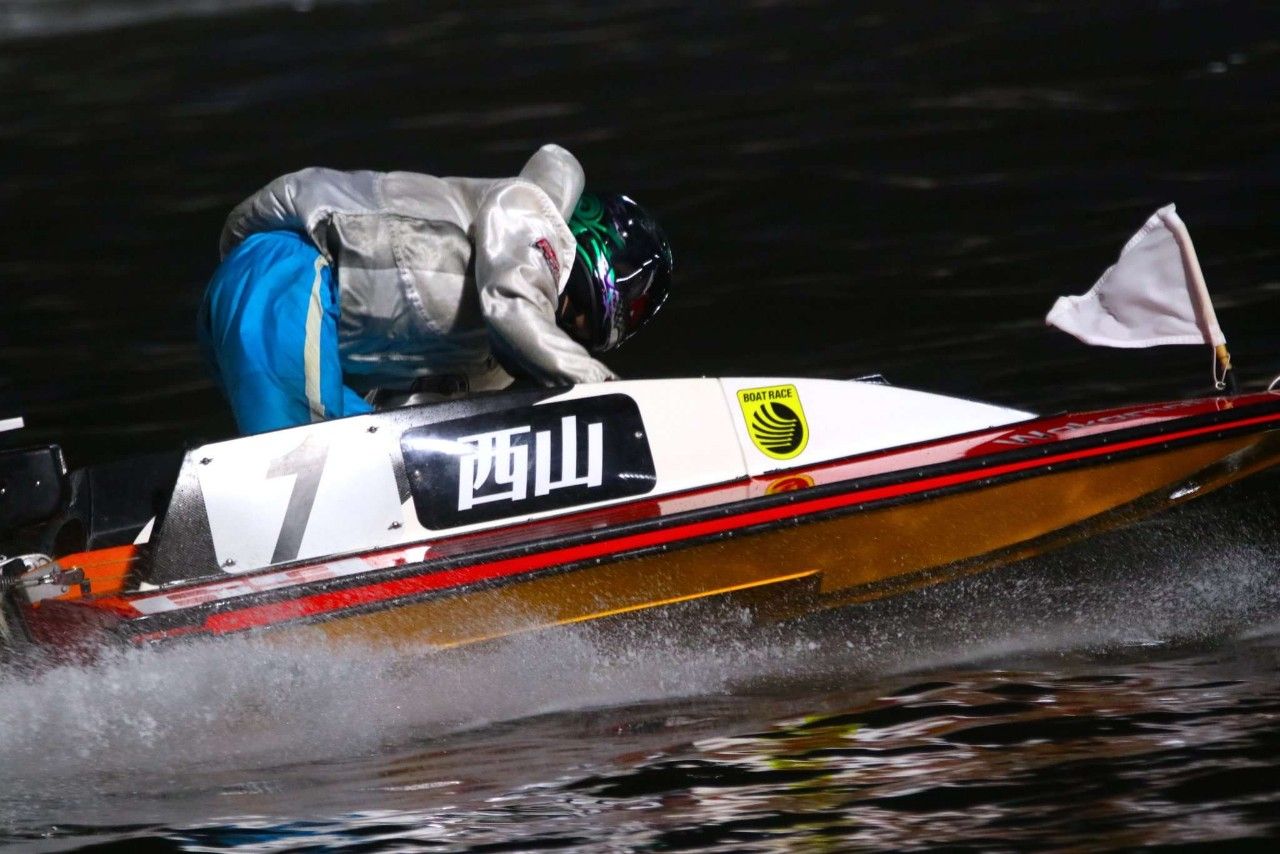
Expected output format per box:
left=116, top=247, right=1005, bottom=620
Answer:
left=1159, top=209, right=1235, bottom=393
left=1215, top=344, right=1237, bottom=393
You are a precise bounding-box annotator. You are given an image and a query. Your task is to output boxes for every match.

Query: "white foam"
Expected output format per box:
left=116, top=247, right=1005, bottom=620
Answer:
left=0, top=625, right=740, bottom=789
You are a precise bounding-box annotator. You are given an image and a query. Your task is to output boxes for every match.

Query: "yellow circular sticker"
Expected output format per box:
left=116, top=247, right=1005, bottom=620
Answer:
left=737, top=384, right=809, bottom=460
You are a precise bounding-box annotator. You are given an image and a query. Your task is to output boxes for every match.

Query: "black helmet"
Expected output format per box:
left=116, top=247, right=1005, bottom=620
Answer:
left=561, top=192, right=672, bottom=353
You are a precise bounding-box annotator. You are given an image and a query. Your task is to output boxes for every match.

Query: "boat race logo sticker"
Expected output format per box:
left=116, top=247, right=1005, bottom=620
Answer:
left=401, top=394, right=656, bottom=528
left=737, top=384, right=809, bottom=460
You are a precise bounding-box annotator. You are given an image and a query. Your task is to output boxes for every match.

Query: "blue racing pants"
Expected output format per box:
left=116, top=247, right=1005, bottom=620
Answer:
left=200, top=230, right=373, bottom=435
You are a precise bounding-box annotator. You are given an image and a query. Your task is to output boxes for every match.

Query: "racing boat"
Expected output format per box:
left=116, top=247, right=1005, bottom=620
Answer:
left=5, top=375, right=1280, bottom=664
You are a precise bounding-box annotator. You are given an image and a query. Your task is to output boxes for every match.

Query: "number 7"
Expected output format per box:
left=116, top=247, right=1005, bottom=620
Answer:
left=266, top=435, right=329, bottom=564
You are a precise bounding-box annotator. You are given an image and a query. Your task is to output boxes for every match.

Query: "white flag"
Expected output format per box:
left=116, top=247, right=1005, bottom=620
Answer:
left=1046, top=204, right=1225, bottom=348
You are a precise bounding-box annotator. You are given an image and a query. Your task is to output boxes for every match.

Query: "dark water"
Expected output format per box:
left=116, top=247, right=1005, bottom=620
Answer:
left=2, top=0, right=1280, bottom=849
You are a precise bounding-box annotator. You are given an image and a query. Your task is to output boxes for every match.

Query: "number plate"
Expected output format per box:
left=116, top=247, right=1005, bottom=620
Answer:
left=401, top=394, right=657, bottom=529
left=196, top=419, right=405, bottom=572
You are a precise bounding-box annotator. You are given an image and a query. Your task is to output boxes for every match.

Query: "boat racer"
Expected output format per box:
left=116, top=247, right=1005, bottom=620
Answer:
left=200, top=144, right=673, bottom=435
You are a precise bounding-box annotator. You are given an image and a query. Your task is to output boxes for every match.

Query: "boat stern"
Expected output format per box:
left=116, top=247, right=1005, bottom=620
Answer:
left=0, top=552, right=129, bottom=665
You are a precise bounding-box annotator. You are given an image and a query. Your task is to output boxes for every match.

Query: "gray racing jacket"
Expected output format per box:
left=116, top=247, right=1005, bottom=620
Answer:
left=218, top=144, right=617, bottom=393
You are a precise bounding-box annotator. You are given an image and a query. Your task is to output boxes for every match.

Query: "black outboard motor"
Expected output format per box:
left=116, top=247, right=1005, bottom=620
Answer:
left=3, top=434, right=185, bottom=559
left=0, top=444, right=69, bottom=550
left=0, top=444, right=70, bottom=657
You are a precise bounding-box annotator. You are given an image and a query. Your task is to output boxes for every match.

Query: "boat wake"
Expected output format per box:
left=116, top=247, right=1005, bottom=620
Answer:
left=0, top=627, right=736, bottom=792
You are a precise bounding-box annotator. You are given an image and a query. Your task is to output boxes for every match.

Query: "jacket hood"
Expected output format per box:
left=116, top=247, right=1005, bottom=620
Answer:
left=518, top=144, right=585, bottom=220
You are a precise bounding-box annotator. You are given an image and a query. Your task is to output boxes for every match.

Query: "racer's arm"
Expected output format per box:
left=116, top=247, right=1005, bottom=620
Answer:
left=475, top=181, right=617, bottom=385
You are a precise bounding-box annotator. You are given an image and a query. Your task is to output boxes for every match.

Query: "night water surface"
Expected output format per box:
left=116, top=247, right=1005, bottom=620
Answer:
left=2, top=1, right=1280, bottom=850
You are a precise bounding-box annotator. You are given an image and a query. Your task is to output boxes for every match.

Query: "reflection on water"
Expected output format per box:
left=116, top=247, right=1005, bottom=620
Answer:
left=0, top=0, right=345, bottom=42
left=2, top=0, right=1280, bottom=849
left=571, top=652, right=1280, bottom=850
